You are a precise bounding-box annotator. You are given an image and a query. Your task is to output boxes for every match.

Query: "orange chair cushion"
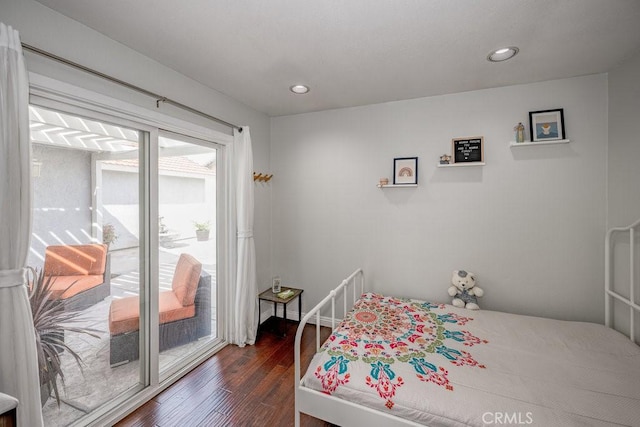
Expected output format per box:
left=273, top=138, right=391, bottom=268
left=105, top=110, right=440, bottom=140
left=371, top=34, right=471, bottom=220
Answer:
left=109, top=291, right=196, bottom=335
left=48, top=275, right=104, bottom=299
left=171, top=254, right=202, bottom=307
left=44, top=244, right=107, bottom=276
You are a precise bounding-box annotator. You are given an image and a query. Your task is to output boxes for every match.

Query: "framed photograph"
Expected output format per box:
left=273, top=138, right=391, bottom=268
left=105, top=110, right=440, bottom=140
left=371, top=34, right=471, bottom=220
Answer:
left=393, top=157, right=418, bottom=185
left=529, top=108, right=565, bottom=142
left=452, top=137, right=484, bottom=163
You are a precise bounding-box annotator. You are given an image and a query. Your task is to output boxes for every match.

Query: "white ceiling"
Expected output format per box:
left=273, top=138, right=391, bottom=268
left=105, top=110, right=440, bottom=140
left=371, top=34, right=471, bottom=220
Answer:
left=34, top=0, right=640, bottom=117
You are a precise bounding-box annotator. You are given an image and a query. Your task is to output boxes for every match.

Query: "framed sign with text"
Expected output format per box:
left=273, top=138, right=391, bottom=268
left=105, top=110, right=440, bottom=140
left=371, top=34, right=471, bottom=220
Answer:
left=452, top=137, right=484, bottom=164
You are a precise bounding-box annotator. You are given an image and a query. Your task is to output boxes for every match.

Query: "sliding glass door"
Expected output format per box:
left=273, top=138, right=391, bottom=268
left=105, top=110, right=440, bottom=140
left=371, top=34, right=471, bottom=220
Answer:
left=157, top=132, right=219, bottom=375
left=29, top=103, right=223, bottom=426
left=29, top=104, right=146, bottom=424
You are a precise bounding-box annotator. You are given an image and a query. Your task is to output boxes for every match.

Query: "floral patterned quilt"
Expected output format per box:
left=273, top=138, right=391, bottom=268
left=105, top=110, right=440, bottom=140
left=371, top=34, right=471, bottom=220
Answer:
left=302, top=292, right=640, bottom=426
left=308, top=293, right=487, bottom=407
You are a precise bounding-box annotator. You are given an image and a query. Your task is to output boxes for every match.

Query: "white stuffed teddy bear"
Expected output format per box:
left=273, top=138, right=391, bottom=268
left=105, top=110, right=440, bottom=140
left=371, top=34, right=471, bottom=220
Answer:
left=448, top=270, right=484, bottom=310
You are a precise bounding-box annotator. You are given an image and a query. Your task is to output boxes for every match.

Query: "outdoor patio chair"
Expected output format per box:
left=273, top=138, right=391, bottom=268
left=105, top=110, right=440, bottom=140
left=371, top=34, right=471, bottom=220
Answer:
left=108, top=253, right=212, bottom=366
left=43, top=244, right=111, bottom=311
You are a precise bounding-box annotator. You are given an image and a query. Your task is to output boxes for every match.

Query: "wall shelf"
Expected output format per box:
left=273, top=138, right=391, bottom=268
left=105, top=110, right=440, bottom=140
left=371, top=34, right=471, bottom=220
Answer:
left=509, top=139, right=570, bottom=147
left=437, top=162, right=485, bottom=168
left=377, top=184, right=418, bottom=188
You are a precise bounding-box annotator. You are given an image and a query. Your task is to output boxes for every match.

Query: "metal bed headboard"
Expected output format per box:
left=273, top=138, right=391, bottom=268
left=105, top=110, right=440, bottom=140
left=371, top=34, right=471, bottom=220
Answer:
left=605, top=218, right=640, bottom=343
left=294, top=268, right=364, bottom=355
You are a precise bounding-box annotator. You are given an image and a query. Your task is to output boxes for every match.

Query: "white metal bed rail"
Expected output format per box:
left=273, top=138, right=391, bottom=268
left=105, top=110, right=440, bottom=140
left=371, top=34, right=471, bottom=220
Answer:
left=294, top=268, right=364, bottom=427
left=605, top=218, right=640, bottom=343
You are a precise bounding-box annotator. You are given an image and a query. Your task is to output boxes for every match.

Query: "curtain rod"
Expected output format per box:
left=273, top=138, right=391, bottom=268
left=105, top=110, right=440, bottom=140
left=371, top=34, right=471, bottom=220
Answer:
left=21, top=43, right=242, bottom=131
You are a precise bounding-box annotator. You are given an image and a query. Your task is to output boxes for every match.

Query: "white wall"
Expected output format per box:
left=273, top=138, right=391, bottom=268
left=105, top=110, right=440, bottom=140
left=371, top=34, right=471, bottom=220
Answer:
left=0, top=0, right=272, bottom=287
left=607, top=51, right=640, bottom=340
left=271, top=74, right=608, bottom=323
left=608, top=52, right=640, bottom=228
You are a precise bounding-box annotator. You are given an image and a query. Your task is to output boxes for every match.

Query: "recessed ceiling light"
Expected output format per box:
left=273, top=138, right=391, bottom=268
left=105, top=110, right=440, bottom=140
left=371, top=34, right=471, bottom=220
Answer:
left=487, top=46, right=519, bottom=62
left=290, top=84, right=310, bottom=94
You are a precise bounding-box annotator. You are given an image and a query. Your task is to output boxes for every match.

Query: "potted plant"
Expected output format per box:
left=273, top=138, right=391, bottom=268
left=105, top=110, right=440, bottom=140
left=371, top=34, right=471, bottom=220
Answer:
left=159, top=216, right=169, bottom=235
left=102, top=223, right=118, bottom=249
left=193, top=220, right=211, bottom=241
left=27, top=267, right=100, bottom=407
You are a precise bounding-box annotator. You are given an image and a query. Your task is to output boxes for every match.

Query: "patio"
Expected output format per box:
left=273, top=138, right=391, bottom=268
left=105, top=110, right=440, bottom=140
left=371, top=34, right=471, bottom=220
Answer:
left=41, top=239, right=217, bottom=426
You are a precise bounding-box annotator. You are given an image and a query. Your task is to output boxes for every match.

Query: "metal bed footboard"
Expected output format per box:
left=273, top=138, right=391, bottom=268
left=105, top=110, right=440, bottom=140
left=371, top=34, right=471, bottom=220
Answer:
left=605, top=218, right=640, bottom=343
left=293, top=268, right=429, bottom=427
left=294, top=269, right=423, bottom=427
left=294, top=268, right=363, bottom=426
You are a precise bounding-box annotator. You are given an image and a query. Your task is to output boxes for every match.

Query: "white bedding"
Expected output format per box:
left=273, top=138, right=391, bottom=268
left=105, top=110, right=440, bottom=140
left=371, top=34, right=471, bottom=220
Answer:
left=302, top=293, right=640, bottom=426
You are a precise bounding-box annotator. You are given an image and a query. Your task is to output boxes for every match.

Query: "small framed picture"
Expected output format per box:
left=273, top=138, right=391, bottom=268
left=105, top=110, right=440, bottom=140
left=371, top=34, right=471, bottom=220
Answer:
left=393, top=157, right=418, bottom=185
left=272, top=276, right=281, bottom=293
left=529, top=109, right=565, bottom=142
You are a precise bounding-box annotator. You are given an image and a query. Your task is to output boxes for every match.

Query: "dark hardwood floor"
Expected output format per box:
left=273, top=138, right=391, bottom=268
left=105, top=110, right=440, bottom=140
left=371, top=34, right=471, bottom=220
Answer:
left=116, top=318, right=333, bottom=427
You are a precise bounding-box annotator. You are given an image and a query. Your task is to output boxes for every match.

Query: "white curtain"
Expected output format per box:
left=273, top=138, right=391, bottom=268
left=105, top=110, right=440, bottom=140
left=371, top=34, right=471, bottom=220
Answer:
left=231, top=126, right=258, bottom=346
left=0, top=23, right=44, bottom=426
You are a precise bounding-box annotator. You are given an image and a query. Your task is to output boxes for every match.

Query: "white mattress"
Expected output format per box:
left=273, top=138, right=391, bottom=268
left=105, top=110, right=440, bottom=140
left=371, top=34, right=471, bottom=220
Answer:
left=302, top=293, right=640, bottom=426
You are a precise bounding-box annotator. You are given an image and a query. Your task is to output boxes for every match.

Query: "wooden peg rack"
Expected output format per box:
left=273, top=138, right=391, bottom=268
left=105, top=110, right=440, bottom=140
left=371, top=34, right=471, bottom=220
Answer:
left=253, top=172, right=273, bottom=182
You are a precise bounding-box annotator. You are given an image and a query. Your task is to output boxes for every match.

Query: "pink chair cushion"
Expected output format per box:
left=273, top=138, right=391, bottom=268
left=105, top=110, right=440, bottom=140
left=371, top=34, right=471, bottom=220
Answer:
left=109, top=291, right=196, bottom=335
left=48, top=275, right=104, bottom=299
left=171, top=254, right=202, bottom=306
left=44, top=244, right=107, bottom=276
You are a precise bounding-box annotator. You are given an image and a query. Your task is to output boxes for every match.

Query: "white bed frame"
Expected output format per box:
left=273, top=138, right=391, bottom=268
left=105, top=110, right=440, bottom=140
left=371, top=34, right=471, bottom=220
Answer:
left=605, top=217, right=640, bottom=344
left=294, top=220, right=640, bottom=427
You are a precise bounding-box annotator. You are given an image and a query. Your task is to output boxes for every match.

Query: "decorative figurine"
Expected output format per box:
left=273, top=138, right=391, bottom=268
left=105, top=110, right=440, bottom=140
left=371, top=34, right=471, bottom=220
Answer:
left=514, top=122, right=525, bottom=143
left=379, top=178, right=389, bottom=186
left=439, top=154, right=451, bottom=164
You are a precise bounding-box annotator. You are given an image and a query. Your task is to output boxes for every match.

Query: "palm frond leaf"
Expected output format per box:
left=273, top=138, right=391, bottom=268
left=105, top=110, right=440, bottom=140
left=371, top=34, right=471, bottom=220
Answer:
left=27, top=267, right=102, bottom=407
